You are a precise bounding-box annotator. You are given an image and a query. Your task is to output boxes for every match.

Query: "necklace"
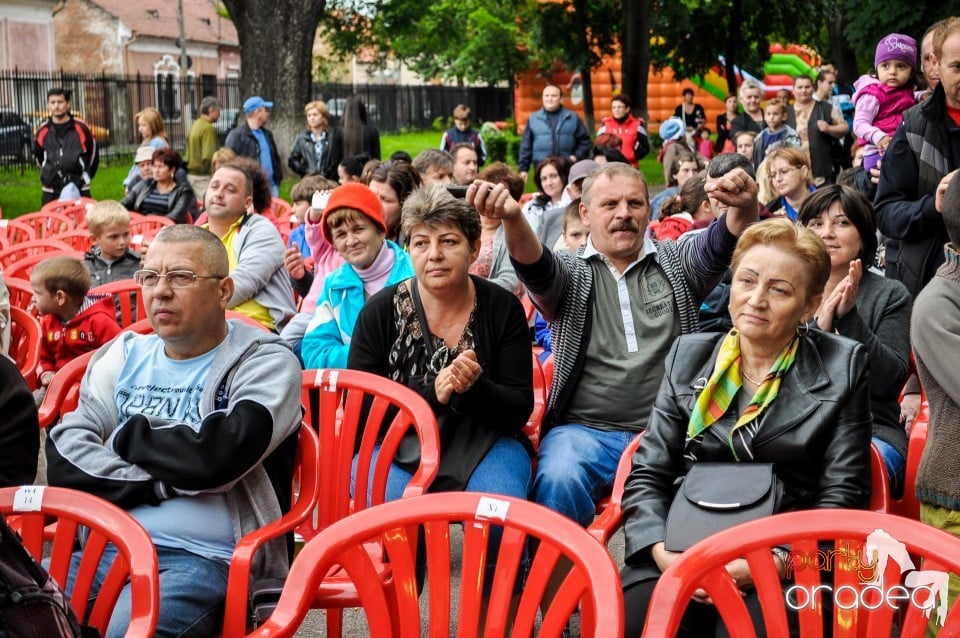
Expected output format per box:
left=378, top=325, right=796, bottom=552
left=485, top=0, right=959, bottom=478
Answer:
left=742, top=369, right=766, bottom=386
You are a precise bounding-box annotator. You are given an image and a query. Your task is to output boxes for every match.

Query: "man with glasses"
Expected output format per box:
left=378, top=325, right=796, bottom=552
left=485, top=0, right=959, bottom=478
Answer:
left=47, top=224, right=302, bottom=637
left=204, top=158, right=297, bottom=332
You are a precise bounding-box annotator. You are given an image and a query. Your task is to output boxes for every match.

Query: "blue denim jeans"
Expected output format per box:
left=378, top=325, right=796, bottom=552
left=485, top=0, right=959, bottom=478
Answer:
left=873, top=436, right=906, bottom=498
left=68, top=544, right=229, bottom=638
left=532, top=424, right=635, bottom=527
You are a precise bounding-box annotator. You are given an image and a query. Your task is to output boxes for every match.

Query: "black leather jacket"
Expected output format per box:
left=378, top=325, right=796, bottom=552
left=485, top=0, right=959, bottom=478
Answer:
left=288, top=127, right=342, bottom=180
left=621, top=330, right=871, bottom=574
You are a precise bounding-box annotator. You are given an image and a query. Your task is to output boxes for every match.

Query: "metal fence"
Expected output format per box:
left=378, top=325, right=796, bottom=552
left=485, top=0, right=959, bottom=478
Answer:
left=0, top=70, right=511, bottom=172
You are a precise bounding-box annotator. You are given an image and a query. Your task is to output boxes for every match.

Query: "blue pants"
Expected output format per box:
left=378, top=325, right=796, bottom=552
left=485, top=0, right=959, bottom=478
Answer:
left=532, top=424, right=635, bottom=527
left=873, top=436, right=906, bottom=498
left=68, top=544, right=229, bottom=638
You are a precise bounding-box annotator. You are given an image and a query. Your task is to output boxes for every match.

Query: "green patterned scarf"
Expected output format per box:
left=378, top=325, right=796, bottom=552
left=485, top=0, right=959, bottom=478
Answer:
left=687, top=329, right=799, bottom=456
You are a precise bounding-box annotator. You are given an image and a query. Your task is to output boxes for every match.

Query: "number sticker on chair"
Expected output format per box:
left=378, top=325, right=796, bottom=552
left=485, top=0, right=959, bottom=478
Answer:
left=475, top=496, right=510, bottom=525
left=13, top=485, right=46, bottom=512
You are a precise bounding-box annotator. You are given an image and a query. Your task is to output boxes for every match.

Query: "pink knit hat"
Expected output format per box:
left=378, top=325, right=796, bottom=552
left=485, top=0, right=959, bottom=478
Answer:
left=875, top=33, right=917, bottom=70
left=320, top=183, right=386, bottom=243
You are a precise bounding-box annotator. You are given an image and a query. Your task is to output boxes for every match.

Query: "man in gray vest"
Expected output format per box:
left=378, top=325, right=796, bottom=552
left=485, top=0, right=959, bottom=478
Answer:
left=517, top=84, right=591, bottom=184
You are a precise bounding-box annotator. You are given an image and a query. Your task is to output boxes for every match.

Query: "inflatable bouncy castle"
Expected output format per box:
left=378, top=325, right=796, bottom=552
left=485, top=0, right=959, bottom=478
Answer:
left=515, top=44, right=821, bottom=135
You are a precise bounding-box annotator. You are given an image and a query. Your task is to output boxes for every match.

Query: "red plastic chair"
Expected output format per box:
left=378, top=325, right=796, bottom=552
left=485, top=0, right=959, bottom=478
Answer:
left=129, top=215, right=175, bottom=245
left=222, top=425, right=321, bottom=637
left=3, top=276, right=36, bottom=313
left=54, top=228, right=95, bottom=252
left=542, top=352, right=555, bottom=395
left=0, top=485, right=160, bottom=638
left=523, top=351, right=546, bottom=452
left=642, top=509, right=960, bottom=637
left=869, top=441, right=891, bottom=514
left=0, top=238, right=73, bottom=270
left=892, top=417, right=928, bottom=521
left=9, top=305, right=41, bottom=389
left=16, top=210, right=75, bottom=238
left=293, top=368, right=441, bottom=638
left=4, top=250, right=83, bottom=280
left=588, top=433, right=643, bottom=545
left=41, top=196, right=97, bottom=216
left=0, top=218, right=37, bottom=244
left=247, top=493, right=624, bottom=638
left=37, top=349, right=96, bottom=429
left=519, top=290, right=536, bottom=324
left=90, top=279, right=144, bottom=328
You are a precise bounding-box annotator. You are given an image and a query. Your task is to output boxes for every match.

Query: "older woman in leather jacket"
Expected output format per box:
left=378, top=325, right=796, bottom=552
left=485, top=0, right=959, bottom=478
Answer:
left=120, top=148, right=197, bottom=224
left=621, top=218, right=872, bottom=637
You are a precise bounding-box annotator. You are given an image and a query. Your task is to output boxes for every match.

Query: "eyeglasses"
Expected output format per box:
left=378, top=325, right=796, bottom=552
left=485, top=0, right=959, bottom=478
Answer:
left=769, top=167, right=800, bottom=180
left=134, top=270, right=226, bottom=289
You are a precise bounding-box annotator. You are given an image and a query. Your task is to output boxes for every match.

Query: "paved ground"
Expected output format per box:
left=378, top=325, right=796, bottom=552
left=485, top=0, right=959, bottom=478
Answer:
left=292, top=526, right=627, bottom=636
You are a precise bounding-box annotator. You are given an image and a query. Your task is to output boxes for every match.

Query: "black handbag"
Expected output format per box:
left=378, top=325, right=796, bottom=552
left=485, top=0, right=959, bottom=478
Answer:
left=664, top=462, right=780, bottom=552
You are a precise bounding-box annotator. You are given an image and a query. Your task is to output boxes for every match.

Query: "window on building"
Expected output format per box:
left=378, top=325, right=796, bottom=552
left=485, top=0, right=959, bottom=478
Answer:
left=153, top=55, right=181, bottom=121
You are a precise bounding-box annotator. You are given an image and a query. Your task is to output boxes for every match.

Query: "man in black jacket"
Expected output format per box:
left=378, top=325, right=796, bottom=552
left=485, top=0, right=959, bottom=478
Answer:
left=875, top=20, right=960, bottom=296
left=33, top=87, right=99, bottom=206
left=225, top=96, right=282, bottom=196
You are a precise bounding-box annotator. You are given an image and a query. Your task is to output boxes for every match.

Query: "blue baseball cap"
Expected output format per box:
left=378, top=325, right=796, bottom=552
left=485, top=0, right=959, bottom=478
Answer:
left=243, top=96, right=274, bottom=114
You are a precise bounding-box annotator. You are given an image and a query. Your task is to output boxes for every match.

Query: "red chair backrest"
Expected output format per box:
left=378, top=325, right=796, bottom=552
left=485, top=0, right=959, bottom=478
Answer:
left=89, top=279, right=144, bottom=328
left=298, top=369, right=440, bottom=540
left=249, top=493, right=624, bottom=638
left=37, top=349, right=96, bottom=429
left=221, top=425, right=321, bottom=638
left=3, top=277, right=36, bottom=314
left=0, top=486, right=159, bottom=638
left=892, top=418, right=928, bottom=521
left=53, top=229, right=94, bottom=252
left=542, top=352, right=555, bottom=396
left=0, top=219, right=37, bottom=244
left=642, top=509, right=960, bottom=637
left=523, top=351, right=546, bottom=452
left=9, top=306, right=41, bottom=389
left=15, top=211, right=75, bottom=238
left=588, top=433, right=643, bottom=544
left=3, top=250, right=83, bottom=280
left=0, top=239, right=73, bottom=270
left=869, top=441, right=891, bottom=514
left=129, top=215, right=175, bottom=249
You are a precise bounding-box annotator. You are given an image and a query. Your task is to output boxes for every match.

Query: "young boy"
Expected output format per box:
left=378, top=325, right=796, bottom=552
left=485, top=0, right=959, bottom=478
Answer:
left=752, top=99, right=801, bottom=166
left=537, top=201, right=590, bottom=359
left=440, top=104, right=486, bottom=166
left=83, top=200, right=142, bottom=286
left=31, top=256, right=121, bottom=402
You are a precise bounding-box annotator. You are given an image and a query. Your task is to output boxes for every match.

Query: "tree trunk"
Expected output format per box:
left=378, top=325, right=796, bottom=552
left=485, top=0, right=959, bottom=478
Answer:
left=723, top=0, right=742, bottom=96
left=621, top=1, right=651, bottom=122
left=572, top=0, right=595, bottom=132
left=827, top=11, right=859, bottom=86
left=221, top=0, right=327, bottom=178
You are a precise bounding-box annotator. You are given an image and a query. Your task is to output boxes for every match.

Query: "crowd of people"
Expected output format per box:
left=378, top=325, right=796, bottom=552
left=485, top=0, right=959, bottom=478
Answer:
left=4, top=16, right=960, bottom=637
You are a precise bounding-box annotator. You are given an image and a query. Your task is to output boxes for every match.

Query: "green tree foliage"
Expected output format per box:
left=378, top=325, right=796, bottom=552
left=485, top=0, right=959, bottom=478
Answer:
left=649, top=0, right=826, bottom=95
left=837, top=0, right=960, bottom=72
left=320, top=0, right=530, bottom=88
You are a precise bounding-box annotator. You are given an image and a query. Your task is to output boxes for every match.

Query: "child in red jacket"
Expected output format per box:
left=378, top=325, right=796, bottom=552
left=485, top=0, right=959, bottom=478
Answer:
left=30, top=256, right=120, bottom=403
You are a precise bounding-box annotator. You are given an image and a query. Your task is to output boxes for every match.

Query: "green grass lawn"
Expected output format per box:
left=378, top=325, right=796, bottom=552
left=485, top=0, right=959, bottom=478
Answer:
left=0, top=130, right=665, bottom=218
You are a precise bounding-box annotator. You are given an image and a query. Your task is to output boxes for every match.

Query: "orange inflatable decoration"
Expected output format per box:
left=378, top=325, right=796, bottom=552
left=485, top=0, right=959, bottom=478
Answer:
left=516, top=45, right=820, bottom=137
